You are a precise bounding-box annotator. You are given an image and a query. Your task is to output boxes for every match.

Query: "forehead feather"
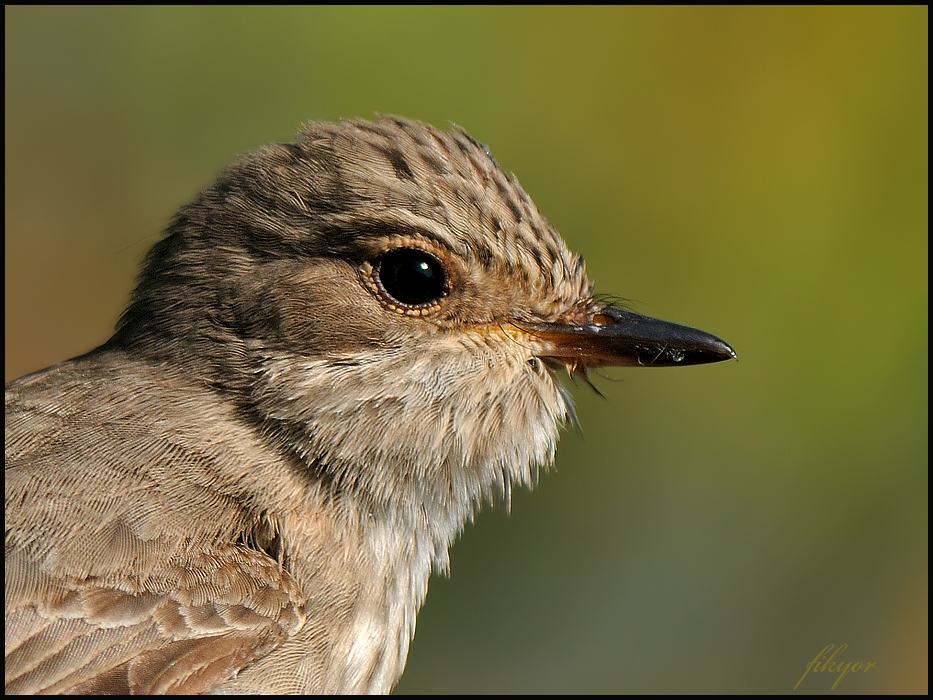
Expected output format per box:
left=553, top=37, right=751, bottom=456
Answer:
left=308, top=118, right=587, bottom=293
left=216, top=117, right=590, bottom=312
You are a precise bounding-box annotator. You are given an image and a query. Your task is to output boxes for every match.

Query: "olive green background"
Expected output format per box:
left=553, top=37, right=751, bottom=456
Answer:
left=5, top=6, right=927, bottom=694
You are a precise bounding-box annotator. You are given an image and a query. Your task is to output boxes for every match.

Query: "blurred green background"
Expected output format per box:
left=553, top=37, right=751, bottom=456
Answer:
left=5, top=6, right=926, bottom=694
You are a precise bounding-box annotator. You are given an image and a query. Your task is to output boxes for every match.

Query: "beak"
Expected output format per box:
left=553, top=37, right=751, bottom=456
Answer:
left=516, top=305, right=737, bottom=368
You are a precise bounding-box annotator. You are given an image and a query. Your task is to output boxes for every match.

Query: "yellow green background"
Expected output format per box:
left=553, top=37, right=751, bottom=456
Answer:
left=5, top=6, right=926, bottom=694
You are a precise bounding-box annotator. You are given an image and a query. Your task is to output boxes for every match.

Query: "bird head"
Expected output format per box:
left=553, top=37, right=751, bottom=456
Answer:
left=112, top=116, right=734, bottom=554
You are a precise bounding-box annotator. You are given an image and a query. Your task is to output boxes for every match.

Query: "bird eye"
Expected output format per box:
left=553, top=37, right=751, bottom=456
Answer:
left=372, top=248, right=449, bottom=311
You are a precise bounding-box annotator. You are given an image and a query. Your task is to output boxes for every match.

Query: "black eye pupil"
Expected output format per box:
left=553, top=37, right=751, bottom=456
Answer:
left=374, top=249, right=448, bottom=308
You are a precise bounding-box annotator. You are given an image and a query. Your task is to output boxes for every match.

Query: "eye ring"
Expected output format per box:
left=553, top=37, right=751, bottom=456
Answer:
left=370, top=248, right=449, bottom=315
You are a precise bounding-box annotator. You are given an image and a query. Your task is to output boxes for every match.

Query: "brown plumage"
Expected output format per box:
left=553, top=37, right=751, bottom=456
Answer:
left=5, top=116, right=735, bottom=694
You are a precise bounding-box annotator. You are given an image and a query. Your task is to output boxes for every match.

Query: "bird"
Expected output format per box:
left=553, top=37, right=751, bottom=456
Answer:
left=5, top=116, right=735, bottom=694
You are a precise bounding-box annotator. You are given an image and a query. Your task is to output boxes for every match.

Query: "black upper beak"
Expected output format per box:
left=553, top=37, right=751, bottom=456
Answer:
left=517, top=305, right=737, bottom=368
